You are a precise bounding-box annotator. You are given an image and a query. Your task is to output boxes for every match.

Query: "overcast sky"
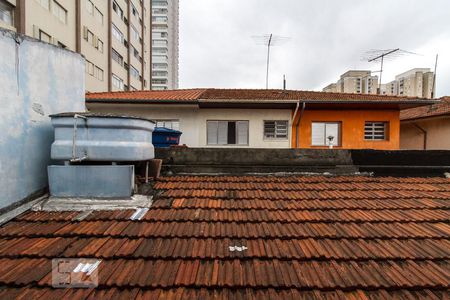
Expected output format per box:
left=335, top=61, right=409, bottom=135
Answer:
left=179, top=0, right=450, bottom=96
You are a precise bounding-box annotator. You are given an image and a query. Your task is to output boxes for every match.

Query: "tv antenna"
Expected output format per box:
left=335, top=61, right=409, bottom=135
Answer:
left=362, top=48, right=420, bottom=94
left=252, top=34, right=290, bottom=89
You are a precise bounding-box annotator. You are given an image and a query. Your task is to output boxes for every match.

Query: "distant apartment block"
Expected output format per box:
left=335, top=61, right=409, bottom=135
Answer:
left=381, top=68, right=435, bottom=98
left=151, top=0, right=179, bottom=90
left=0, top=0, right=152, bottom=93
left=323, top=70, right=379, bottom=94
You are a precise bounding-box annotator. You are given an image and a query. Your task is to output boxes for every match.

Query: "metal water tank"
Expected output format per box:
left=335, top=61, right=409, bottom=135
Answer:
left=50, top=113, right=155, bottom=162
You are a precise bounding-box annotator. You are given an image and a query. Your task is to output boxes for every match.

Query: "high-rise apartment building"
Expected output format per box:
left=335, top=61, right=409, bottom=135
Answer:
left=151, top=0, right=178, bottom=90
left=381, top=68, right=434, bottom=98
left=323, top=70, right=379, bottom=95
left=0, top=0, right=152, bottom=92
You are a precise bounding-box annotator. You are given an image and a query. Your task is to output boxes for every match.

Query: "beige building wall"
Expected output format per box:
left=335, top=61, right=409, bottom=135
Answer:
left=396, top=68, right=434, bottom=98
left=87, top=103, right=292, bottom=148
left=0, top=0, right=152, bottom=93
left=323, top=70, right=378, bottom=95
left=400, top=117, right=450, bottom=150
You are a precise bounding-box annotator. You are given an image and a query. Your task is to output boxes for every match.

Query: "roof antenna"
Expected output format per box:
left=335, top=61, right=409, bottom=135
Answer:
left=252, top=34, right=290, bottom=89
left=362, top=48, right=421, bottom=94
left=283, top=74, right=286, bottom=90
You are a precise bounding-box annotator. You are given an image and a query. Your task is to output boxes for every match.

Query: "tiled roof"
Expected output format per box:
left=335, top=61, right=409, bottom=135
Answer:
left=0, top=175, right=449, bottom=298
left=401, top=96, right=450, bottom=120
left=86, top=88, right=428, bottom=103
left=85, top=89, right=207, bottom=101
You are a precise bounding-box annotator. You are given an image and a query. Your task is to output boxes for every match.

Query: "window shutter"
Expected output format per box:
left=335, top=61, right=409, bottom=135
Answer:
left=236, top=121, right=249, bottom=145
left=207, top=121, right=218, bottom=145
left=325, top=123, right=339, bottom=146
left=217, top=121, right=228, bottom=145
left=311, top=123, right=325, bottom=146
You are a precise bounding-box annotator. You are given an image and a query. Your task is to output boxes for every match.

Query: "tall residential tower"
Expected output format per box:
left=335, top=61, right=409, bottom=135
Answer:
left=151, top=0, right=178, bottom=90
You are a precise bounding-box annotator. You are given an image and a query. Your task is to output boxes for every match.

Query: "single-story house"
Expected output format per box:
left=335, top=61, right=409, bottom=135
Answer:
left=400, top=96, right=450, bottom=150
left=86, top=89, right=436, bottom=149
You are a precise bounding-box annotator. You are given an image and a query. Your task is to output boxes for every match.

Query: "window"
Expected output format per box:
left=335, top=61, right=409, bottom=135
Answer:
left=95, top=66, right=104, bottom=81
left=112, top=23, right=124, bottom=43
left=112, top=0, right=123, bottom=19
left=94, top=7, right=103, bottom=24
left=111, top=48, right=123, bottom=66
left=0, top=0, right=14, bottom=26
left=97, top=39, right=103, bottom=52
left=152, top=78, right=167, bottom=85
left=57, top=41, right=67, bottom=48
left=52, top=1, right=67, bottom=24
left=131, top=25, right=139, bottom=41
left=36, top=0, right=50, bottom=10
left=112, top=74, right=124, bottom=90
left=85, top=60, right=94, bottom=76
left=264, top=121, right=288, bottom=139
left=311, top=122, right=341, bottom=146
left=131, top=3, right=138, bottom=17
left=152, top=71, right=168, bottom=77
left=86, top=30, right=94, bottom=44
left=39, top=30, right=51, bottom=43
left=152, top=63, right=167, bottom=69
left=130, top=65, right=139, bottom=79
left=155, top=120, right=180, bottom=130
left=365, top=122, right=388, bottom=140
left=152, top=0, right=168, bottom=7
left=207, top=121, right=249, bottom=145
left=86, top=0, right=94, bottom=14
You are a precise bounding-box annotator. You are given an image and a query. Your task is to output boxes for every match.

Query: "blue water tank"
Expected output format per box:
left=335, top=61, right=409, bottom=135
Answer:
left=152, top=127, right=182, bottom=148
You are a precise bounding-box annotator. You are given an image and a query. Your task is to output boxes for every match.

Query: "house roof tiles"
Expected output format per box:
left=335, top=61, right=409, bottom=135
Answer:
left=0, top=175, right=448, bottom=298
left=86, top=88, right=431, bottom=104
left=401, top=96, right=450, bottom=120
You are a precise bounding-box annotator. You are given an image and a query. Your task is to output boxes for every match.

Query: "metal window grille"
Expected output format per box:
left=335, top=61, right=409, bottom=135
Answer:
left=364, top=122, right=387, bottom=140
left=264, top=121, right=288, bottom=139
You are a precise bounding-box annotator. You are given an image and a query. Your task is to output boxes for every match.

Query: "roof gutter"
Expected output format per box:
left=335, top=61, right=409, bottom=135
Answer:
left=413, top=123, right=427, bottom=150
left=295, top=102, right=306, bottom=148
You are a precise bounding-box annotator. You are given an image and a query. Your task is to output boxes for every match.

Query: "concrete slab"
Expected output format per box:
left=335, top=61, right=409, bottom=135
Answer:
left=32, top=194, right=153, bottom=211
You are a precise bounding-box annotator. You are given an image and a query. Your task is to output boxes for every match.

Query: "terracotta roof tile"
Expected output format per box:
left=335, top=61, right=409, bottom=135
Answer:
left=0, top=175, right=449, bottom=298
left=86, top=88, right=430, bottom=103
left=401, top=96, right=450, bottom=120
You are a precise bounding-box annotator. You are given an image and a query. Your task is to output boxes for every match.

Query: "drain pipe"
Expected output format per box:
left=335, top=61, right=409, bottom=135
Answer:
left=295, top=102, right=306, bottom=148
left=71, top=114, right=88, bottom=163
left=413, top=123, right=427, bottom=150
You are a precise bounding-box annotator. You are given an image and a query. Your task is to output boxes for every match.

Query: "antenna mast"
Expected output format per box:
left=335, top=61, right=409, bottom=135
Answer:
left=252, top=34, right=290, bottom=89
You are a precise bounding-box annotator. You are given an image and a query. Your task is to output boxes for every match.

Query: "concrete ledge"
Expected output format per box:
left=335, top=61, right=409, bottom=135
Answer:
left=33, top=195, right=153, bottom=211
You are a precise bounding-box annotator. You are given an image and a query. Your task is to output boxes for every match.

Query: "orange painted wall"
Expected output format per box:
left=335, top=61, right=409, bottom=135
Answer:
left=291, top=110, right=400, bottom=149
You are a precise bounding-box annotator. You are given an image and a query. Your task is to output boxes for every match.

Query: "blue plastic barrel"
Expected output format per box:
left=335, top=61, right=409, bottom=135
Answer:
left=152, top=127, right=182, bottom=148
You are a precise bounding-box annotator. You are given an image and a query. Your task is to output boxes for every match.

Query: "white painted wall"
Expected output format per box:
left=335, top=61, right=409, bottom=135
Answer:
left=0, top=29, right=85, bottom=210
left=87, top=103, right=292, bottom=148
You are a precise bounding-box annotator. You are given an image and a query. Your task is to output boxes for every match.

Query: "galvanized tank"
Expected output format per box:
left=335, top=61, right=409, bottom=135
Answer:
left=50, top=113, right=155, bottom=161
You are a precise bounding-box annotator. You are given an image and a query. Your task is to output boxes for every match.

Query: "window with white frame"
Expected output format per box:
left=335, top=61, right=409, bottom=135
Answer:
left=36, top=0, right=50, bottom=10
left=86, top=0, right=94, bottom=14
left=131, top=25, right=139, bottom=41
left=207, top=121, right=249, bottom=145
left=94, top=7, right=103, bottom=24
left=112, top=0, right=123, bottom=19
left=112, top=74, right=124, bottom=90
left=95, top=66, right=104, bottom=81
left=112, top=23, right=124, bottom=43
left=52, top=1, right=67, bottom=24
left=130, top=65, right=139, bottom=79
left=364, top=122, right=388, bottom=140
left=264, top=120, right=288, bottom=139
left=85, top=60, right=94, bottom=76
left=39, top=30, right=51, bottom=43
left=311, top=122, right=341, bottom=146
left=111, top=48, right=123, bottom=66
left=155, top=120, right=180, bottom=130
left=0, top=0, right=14, bottom=26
